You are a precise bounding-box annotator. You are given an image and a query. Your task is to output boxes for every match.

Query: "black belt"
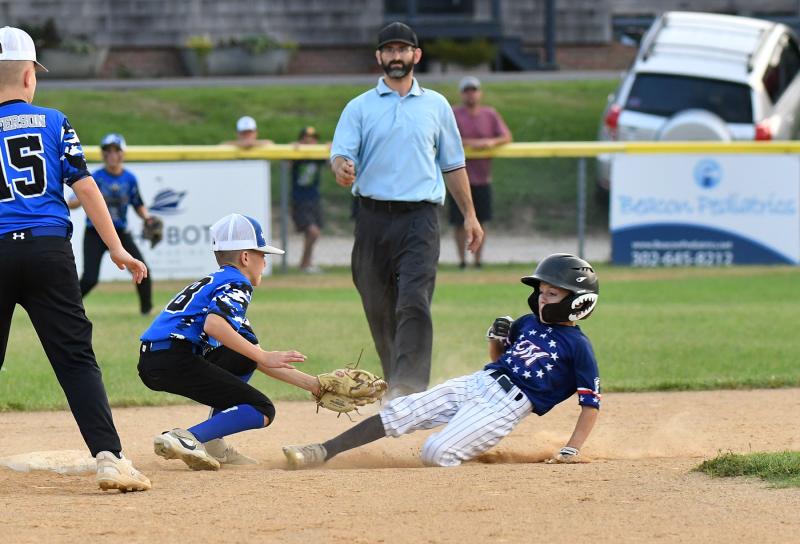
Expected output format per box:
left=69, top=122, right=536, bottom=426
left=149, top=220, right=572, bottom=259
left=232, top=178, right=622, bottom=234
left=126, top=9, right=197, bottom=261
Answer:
left=490, top=369, right=515, bottom=393
left=359, top=196, right=434, bottom=214
left=141, top=339, right=203, bottom=355
left=0, top=226, right=71, bottom=241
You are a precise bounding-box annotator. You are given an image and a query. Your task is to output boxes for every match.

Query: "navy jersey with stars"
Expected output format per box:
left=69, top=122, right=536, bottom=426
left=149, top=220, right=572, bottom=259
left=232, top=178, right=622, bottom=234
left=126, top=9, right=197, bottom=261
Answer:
left=141, top=265, right=255, bottom=351
left=484, top=313, right=601, bottom=416
left=0, top=100, right=91, bottom=235
left=87, top=168, right=143, bottom=230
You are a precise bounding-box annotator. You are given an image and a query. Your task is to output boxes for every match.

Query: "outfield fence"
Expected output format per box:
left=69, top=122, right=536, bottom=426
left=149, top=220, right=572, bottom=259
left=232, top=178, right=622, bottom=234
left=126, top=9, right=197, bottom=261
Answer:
left=85, top=141, right=800, bottom=269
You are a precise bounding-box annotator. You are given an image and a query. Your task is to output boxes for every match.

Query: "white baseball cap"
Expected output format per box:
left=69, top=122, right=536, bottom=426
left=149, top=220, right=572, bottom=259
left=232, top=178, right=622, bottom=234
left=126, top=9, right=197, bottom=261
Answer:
left=236, top=116, right=257, bottom=132
left=0, top=26, right=48, bottom=72
left=459, top=76, right=481, bottom=92
left=100, top=133, right=127, bottom=150
left=210, top=213, right=284, bottom=254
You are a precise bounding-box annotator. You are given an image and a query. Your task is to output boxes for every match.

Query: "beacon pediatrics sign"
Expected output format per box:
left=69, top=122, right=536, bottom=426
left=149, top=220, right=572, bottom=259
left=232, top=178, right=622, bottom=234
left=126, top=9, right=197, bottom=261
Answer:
left=610, top=155, right=800, bottom=266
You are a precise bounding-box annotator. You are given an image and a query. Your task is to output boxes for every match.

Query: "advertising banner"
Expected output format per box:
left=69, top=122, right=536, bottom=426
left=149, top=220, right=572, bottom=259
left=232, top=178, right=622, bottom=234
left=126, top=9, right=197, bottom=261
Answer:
left=68, top=160, right=272, bottom=280
left=611, top=155, right=800, bottom=266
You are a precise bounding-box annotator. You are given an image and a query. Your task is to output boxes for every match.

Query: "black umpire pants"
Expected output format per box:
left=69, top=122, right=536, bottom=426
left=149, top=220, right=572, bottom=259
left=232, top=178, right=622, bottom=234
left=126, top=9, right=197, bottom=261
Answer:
left=0, top=234, right=122, bottom=456
left=81, top=226, right=152, bottom=314
left=351, top=199, right=440, bottom=394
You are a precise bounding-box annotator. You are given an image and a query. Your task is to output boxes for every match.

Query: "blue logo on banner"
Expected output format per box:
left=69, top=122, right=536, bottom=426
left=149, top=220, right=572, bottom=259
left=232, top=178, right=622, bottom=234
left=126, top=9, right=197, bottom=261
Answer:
left=150, top=189, right=187, bottom=215
left=693, top=159, right=722, bottom=189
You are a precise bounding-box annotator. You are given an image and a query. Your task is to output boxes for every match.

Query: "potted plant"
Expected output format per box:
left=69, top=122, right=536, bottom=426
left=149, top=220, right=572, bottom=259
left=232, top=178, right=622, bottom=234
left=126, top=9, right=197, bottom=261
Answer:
left=424, top=38, right=497, bottom=73
left=182, top=33, right=295, bottom=76
left=20, top=19, right=108, bottom=78
left=181, top=34, right=214, bottom=76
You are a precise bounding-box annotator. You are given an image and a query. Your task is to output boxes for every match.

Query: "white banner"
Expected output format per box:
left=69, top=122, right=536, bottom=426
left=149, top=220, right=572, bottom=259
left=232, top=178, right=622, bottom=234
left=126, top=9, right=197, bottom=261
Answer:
left=68, top=160, right=272, bottom=280
left=610, top=155, right=800, bottom=266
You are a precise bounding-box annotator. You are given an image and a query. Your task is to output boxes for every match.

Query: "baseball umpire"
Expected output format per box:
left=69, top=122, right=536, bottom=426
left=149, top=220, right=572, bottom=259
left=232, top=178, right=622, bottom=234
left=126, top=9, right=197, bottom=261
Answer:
left=0, top=26, right=150, bottom=492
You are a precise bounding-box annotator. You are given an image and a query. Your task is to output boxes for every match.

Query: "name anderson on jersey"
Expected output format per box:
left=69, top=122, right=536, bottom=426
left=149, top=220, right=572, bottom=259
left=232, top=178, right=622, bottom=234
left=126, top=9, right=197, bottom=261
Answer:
left=0, top=114, right=46, bottom=132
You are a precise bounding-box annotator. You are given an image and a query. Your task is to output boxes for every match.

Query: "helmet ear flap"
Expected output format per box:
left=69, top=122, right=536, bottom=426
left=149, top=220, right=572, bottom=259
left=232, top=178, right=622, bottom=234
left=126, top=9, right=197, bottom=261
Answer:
left=527, top=287, right=540, bottom=316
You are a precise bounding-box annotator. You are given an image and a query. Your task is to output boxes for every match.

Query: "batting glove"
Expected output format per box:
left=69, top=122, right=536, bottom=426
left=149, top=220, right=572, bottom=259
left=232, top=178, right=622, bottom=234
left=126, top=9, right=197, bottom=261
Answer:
left=486, top=316, right=513, bottom=343
left=545, top=446, right=581, bottom=464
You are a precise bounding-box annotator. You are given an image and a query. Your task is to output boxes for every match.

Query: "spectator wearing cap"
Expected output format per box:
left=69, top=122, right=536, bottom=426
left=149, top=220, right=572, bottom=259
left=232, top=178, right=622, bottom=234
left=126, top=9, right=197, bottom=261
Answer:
left=226, top=116, right=274, bottom=148
left=450, top=76, right=512, bottom=269
left=330, top=21, right=484, bottom=399
left=68, top=133, right=154, bottom=314
left=291, top=126, right=325, bottom=273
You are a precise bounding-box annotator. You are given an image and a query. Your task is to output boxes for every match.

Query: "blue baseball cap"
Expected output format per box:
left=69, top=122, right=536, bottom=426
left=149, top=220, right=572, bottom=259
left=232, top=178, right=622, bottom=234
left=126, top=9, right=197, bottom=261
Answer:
left=210, top=213, right=284, bottom=254
left=100, top=133, right=127, bottom=150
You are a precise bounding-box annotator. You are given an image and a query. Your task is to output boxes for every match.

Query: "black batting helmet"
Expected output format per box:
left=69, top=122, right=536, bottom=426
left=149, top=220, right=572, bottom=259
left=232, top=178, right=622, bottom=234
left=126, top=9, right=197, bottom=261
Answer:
left=521, top=253, right=599, bottom=323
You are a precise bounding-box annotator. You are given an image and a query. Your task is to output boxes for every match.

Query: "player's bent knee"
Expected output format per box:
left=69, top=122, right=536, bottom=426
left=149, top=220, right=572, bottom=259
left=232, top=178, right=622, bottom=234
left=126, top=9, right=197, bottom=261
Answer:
left=420, top=437, right=462, bottom=467
left=256, top=401, right=276, bottom=427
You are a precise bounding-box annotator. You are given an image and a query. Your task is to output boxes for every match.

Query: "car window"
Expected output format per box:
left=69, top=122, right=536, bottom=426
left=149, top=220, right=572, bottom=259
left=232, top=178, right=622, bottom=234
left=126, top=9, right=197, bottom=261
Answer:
left=625, top=73, right=753, bottom=123
left=762, top=35, right=800, bottom=103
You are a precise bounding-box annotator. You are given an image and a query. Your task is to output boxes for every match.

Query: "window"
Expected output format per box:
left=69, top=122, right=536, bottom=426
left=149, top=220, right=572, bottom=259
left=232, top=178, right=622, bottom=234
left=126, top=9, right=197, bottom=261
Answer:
left=625, top=73, right=753, bottom=123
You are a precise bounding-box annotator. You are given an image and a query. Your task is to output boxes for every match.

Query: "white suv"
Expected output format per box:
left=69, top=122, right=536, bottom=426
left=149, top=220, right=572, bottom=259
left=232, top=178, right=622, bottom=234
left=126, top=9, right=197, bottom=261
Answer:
left=597, top=11, right=800, bottom=192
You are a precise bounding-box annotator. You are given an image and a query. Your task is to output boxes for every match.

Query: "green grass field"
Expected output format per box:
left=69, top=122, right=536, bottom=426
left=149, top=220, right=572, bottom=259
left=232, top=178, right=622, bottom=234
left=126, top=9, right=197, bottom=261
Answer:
left=697, top=451, right=800, bottom=488
left=35, top=80, right=616, bottom=234
left=2, top=264, right=798, bottom=412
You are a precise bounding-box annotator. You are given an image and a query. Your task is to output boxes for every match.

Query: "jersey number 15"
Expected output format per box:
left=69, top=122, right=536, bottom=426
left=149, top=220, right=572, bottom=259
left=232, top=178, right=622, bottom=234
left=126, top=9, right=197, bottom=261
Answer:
left=0, top=134, right=47, bottom=202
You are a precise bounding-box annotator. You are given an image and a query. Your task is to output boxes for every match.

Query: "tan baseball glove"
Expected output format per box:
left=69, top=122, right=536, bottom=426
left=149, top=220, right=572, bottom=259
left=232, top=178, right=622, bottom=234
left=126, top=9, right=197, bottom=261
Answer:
left=314, top=367, right=388, bottom=417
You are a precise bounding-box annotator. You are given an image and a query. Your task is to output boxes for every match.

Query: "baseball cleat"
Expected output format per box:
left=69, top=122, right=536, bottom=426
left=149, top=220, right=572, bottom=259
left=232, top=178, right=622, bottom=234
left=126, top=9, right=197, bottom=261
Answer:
left=204, top=438, right=258, bottom=465
left=96, top=451, right=151, bottom=492
left=282, top=443, right=327, bottom=470
left=154, top=428, right=220, bottom=471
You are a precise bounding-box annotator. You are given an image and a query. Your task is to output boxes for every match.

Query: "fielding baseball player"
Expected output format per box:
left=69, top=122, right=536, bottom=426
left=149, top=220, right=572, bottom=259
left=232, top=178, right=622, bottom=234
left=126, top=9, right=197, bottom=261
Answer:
left=0, top=26, right=150, bottom=492
left=68, top=133, right=156, bottom=314
left=284, top=253, right=601, bottom=468
left=139, top=214, right=385, bottom=469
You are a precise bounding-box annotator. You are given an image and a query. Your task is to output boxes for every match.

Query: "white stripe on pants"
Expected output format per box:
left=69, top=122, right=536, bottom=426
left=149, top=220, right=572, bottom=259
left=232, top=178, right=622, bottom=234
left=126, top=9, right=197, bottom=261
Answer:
left=380, top=369, right=533, bottom=467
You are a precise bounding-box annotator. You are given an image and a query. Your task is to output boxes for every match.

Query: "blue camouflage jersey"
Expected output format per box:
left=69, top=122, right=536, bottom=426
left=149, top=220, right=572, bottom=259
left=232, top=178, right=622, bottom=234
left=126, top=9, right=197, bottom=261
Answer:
left=87, top=168, right=143, bottom=230
left=0, top=100, right=91, bottom=235
left=141, top=265, right=256, bottom=351
left=484, top=313, right=601, bottom=416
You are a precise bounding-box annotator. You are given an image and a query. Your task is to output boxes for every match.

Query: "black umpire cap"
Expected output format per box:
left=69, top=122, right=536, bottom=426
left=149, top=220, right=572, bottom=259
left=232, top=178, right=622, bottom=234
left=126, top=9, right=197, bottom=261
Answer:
left=377, top=22, right=418, bottom=49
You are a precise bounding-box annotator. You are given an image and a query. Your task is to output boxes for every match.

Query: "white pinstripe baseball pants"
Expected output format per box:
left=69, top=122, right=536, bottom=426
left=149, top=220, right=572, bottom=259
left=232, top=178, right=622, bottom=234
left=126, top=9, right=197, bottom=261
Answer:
left=380, top=369, right=533, bottom=467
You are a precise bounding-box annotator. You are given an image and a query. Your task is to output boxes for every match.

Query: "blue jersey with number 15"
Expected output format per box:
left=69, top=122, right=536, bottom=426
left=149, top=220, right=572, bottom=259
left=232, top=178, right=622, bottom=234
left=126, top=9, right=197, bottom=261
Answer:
left=141, top=265, right=254, bottom=351
left=0, top=100, right=91, bottom=235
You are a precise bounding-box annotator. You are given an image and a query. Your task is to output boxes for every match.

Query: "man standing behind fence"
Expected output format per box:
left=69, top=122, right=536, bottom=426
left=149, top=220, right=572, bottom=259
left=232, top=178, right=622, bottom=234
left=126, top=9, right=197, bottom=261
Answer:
left=330, top=22, right=483, bottom=399
left=450, top=76, right=512, bottom=269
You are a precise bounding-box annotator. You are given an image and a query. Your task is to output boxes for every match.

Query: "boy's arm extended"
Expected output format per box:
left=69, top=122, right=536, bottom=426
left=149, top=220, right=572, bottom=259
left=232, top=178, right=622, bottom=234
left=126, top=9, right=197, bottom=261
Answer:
left=204, top=314, right=306, bottom=372
left=547, top=406, right=598, bottom=463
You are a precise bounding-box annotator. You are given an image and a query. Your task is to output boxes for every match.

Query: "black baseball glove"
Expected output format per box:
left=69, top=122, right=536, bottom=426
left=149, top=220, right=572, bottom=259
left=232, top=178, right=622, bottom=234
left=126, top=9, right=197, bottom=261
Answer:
left=142, top=216, right=164, bottom=248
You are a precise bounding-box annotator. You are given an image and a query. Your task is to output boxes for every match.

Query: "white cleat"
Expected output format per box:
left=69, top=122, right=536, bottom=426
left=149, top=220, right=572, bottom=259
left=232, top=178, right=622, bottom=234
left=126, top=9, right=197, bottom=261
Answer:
left=154, top=428, right=220, bottom=471
left=96, top=451, right=151, bottom=492
left=282, top=443, right=327, bottom=470
left=204, top=438, right=258, bottom=465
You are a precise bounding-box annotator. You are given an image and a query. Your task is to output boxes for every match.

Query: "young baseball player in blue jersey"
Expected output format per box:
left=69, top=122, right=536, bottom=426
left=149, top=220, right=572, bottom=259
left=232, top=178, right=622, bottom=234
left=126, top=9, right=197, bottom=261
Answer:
left=139, top=213, right=324, bottom=470
left=68, top=133, right=154, bottom=314
left=0, top=26, right=150, bottom=492
left=283, top=253, right=601, bottom=468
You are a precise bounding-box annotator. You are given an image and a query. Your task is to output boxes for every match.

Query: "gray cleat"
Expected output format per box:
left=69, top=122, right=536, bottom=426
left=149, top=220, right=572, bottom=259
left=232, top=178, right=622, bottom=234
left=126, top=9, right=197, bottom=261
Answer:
left=282, top=443, right=327, bottom=470
left=204, top=438, right=258, bottom=465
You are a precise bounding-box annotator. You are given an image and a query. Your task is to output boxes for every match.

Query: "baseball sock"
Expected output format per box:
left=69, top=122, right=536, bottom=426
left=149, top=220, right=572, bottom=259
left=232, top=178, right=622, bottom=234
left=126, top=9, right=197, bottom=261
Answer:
left=188, top=404, right=265, bottom=443
left=322, top=414, right=386, bottom=460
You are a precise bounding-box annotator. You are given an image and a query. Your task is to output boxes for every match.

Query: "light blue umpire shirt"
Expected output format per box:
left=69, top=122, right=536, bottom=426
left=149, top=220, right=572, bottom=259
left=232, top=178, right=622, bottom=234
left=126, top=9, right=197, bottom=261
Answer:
left=330, top=77, right=466, bottom=205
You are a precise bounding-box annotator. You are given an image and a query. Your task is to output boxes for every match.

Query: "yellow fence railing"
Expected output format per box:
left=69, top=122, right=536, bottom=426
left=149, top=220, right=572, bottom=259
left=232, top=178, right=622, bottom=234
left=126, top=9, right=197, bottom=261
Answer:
left=85, top=140, right=800, bottom=162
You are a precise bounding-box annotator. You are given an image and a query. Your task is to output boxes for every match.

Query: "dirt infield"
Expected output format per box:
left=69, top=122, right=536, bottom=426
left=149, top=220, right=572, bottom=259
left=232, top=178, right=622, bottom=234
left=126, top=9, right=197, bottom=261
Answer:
left=2, top=389, right=799, bottom=543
